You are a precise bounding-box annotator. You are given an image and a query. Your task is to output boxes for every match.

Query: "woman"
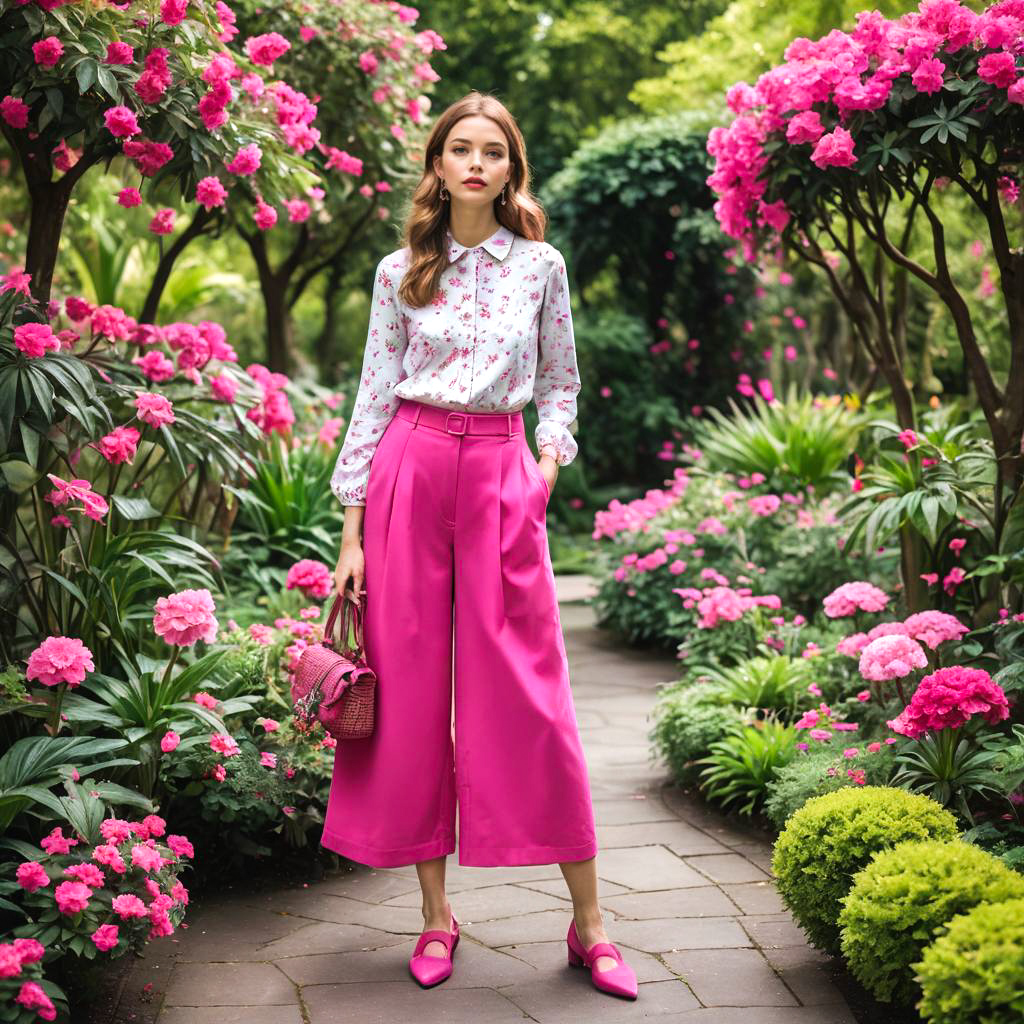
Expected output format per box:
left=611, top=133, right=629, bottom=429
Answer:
left=326, top=90, right=637, bottom=1001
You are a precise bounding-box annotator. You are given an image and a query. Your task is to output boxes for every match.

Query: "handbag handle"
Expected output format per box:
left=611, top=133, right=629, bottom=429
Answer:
left=323, top=587, right=366, bottom=658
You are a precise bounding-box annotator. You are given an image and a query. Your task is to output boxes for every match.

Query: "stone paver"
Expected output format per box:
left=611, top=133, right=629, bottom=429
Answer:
left=121, top=573, right=851, bottom=1022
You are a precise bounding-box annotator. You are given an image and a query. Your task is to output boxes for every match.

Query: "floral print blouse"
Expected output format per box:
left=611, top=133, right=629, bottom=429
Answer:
left=330, top=222, right=581, bottom=507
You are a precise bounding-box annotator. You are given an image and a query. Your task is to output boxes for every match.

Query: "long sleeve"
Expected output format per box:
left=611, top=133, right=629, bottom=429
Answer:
left=330, top=255, right=408, bottom=506
left=533, top=249, right=581, bottom=466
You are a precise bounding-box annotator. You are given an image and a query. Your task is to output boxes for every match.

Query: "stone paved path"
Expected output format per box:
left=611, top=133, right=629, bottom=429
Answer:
left=123, top=575, right=855, bottom=1023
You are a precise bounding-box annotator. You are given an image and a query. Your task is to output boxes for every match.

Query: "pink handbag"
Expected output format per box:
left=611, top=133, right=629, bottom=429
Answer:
left=291, top=587, right=376, bottom=739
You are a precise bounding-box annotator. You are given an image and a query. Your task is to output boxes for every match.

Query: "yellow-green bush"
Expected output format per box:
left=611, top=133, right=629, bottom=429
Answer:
left=915, top=898, right=1024, bottom=1024
left=839, top=841, right=1024, bottom=1005
left=771, top=787, right=958, bottom=955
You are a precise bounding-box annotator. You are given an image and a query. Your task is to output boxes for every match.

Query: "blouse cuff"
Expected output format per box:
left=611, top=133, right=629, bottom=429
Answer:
left=535, top=421, right=578, bottom=467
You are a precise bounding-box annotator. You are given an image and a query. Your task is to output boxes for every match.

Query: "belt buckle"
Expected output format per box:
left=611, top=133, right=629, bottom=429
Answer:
left=445, top=412, right=468, bottom=435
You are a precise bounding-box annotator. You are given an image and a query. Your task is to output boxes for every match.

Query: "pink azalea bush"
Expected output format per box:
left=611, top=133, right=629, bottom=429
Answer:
left=887, top=666, right=1011, bottom=737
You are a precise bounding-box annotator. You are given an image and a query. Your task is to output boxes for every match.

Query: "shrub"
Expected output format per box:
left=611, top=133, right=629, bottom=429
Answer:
left=697, top=653, right=813, bottom=716
left=915, top=898, right=1024, bottom=1024
left=771, top=787, right=958, bottom=955
left=763, top=743, right=896, bottom=830
left=696, top=718, right=796, bottom=814
left=649, top=681, right=744, bottom=782
left=839, top=840, right=1024, bottom=1005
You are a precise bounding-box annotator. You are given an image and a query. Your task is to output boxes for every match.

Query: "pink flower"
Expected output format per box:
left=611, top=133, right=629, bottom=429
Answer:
left=100, top=817, right=133, bottom=844
left=948, top=536, right=966, bottom=555
left=104, top=105, right=141, bottom=138
left=139, top=814, right=166, bottom=838
left=117, top=187, right=142, bottom=208
left=64, top=863, right=104, bottom=887
left=105, top=42, right=134, bottom=64
left=902, top=610, right=968, bottom=650
left=212, top=762, right=226, bottom=781
left=111, top=893, right=148, bottom=919
left=809, top=728, right=833, bottom=742
left=856, top=690, right=871, bottom=702
left=823, top=581, right=889, bottom=618
left=133, top=391, right=176, bottom=427
left=897, top=429, right=918, bottom=448
left=39, top=826, right=79, bottom=855
left=92, top=844, right=127, bottom=873
left=226, top=142, right=262, bottom=175
left=843, top=747, right=859, bottom=758
left=16, top=862, right=50, bottom=892
left=193, top=691, right=219, bottom=709
left=91, top=922, right=120, bottom=952
left=149, top=208, right=176, bottom=235
left=32, top=36, right=63, bottom=67
left=810, top=126, right=856, bottom=169
left=12, top=939, right=43, bottom=966
left=942, top=566, right=966, bottom=595
left=245, top=31, right=291, bottom=66
left=209, top=732, right=240, bottom=757
left=131, top=843, right=164, bottom=872
left=153, top=588, right=219, bottom=646
left=259, top=718, right=280, bottom=732
left=1, top=95, right=29, bottom=129
left=912, top=57, right=945, bottom=94
left=166, top=834, right=194, bottom=858
left=887, top=666, right=1010, bottom=738
left=747, top=494, right=781, bottom=517
left=25, top=635, right=96, bottom=689
left=979, top=51, right=1018, bottom=89
left=196, top=176, right=228, bottom=210
left=14, top=981, right=55, bottom=1020
left=91, top=426, right=140, bottom=465
left=13, top=322, right=60, bottom=358
left=837, top=632, right=870, bottom=657
left=785, top=110, right=825, bottom=144
left=286, top=559, right=333, bottom=599
left=858, top=634, right=928, bottom=681
left=54, top=880, right=92, bottom=914
left=160, top=730, right=180, bottom=752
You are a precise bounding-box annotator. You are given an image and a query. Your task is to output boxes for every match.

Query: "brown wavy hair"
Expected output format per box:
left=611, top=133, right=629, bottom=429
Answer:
left=396, top=91, right=547, bottom=309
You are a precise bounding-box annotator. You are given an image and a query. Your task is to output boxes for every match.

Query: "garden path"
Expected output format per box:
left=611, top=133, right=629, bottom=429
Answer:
left=116, top=575, right=856, bottom=1024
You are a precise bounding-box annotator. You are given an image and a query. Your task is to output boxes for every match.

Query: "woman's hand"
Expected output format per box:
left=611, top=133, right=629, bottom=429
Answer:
left=335, top=539, right=365, bottom=601
left=538, top=451, right=559, bottom=495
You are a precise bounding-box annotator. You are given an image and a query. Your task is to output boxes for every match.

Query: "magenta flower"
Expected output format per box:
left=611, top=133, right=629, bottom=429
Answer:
left=166, top=834, right=194, bottom=858
left=103, top=104, right=140, bottom=138
left=196, top=175, right=228, bottom=210
left=111, top=893, right=148, bottom=919
left=160, top=730, right=181, bottom=752
left=225, top=142, right=262, bottom=175
left=887, top=666, right=1010, bottom=738
left=286, top=558, right=333, bottom=599
left=152, top=588, right=219, bottom=646
left=810, top=126, right=856, bottom=169
left=92, top=844, right=127, bottom=874
left=14, top=981, right=55, bottom=1019
left=32, top=36, right=63, bottom=67
left=858, top=634, right=928, bottom=681
left=837, top=632, right=870, bottom=657
left=54, top=880, right=92, bottom=914
left=1, top=95, right=29, bottom=129
left=13, top=322, right=60, bottom=358
left=133, top=391, right=176, bottom=428
left=130, top=842, right=165, bottom=873
left=25, top=636, right=95, bottom=688
left=64, top=863, right=104, bottom=887
left=823, top=581, right=890, bottom=618
left=91, top=923, right=120, bottom=952
left=15, top=862, right=50, bottom=893
left=99, top=817, right=133, bottom=844
left=209, top=732, right=240, bottom=757
left=90, top=426, right=141, bottom=465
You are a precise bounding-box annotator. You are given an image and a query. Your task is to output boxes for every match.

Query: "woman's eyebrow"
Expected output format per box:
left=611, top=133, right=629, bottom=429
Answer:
left=450, top=137, right=506, bottom=148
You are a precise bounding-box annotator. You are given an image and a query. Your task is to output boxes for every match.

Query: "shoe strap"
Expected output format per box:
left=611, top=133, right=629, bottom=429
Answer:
left=413, top=930, right=452, bottom=957
left=586, top=942, right=623, bottom=964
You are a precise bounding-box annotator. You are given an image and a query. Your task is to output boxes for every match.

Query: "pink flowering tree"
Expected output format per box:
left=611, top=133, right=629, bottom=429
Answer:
left=0, top=0, right=321, bottom=308
left=707, top=0, right=1024, bottom=507
left=219, top=0, right=442, bottom=372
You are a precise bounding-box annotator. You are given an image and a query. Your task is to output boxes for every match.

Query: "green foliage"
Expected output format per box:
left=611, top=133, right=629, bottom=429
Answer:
left=771, top=786, right=959, bottom=955
left=915, top=898, right=1024, bottom=1024
left=764, top=744, right=897, bottom=830
left=696, top=718, right=796, bottom=814
left=649, top=679, right=744, bottom=782
left=692, top=387, right=862, bottom=494
left=839, top=840, right=1024, bottom=1005
left=695, top=652, right=813, bottom=716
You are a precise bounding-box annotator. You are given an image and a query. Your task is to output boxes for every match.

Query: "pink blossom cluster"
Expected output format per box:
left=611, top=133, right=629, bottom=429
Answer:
left=858, top=633, right=929, bottom=680
left=43, top=474, right=109, bottom=523
left=152, top=587, right=220, bottom=647
left=837, top=609, right=969, bottom=657
left=888, top=665, right=1011, bottom=737
left=0, top=937, right=52, bottom=1020
left=25, top=635, right=94, bottom=688
left=707, top=0, right=1024, bottom=255
left=286, top=559, right=334, bottom=599
left=245, top=363, right=295, bottom=435
left=794, top=702, right=862, bottom=745
left=676, top=584, right=782, bottom=629
left=822, top=580, right=890, bottom=617
left=592, top=469, right=691, bottom=540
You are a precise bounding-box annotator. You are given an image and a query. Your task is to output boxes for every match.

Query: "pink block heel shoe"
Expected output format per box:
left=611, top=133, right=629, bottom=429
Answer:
left=566, top=919, right=638, bottom=999
left=409, top=911, right=460, bottom=988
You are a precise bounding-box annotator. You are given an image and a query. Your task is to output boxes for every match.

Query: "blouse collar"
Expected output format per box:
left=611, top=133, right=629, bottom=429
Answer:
left=445, top=223, right=515, bottom=263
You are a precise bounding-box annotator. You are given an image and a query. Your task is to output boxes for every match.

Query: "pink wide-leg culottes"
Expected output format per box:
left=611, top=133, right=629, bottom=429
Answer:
left=320, top=397, right=598, bottom=868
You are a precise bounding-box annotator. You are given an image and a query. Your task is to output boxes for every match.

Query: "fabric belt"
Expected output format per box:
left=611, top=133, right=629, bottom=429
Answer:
left=395, top=397, right=522, bottom=438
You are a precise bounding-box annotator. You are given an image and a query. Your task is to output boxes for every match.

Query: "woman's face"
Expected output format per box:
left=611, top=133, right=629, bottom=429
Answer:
left=432, top=115, right=511, bottom=206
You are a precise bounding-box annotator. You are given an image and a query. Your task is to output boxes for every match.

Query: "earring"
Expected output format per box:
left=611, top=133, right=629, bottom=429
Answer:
left=439, top=179, right=449, bottom=201
left=500, top=184, right=507, bottom=206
